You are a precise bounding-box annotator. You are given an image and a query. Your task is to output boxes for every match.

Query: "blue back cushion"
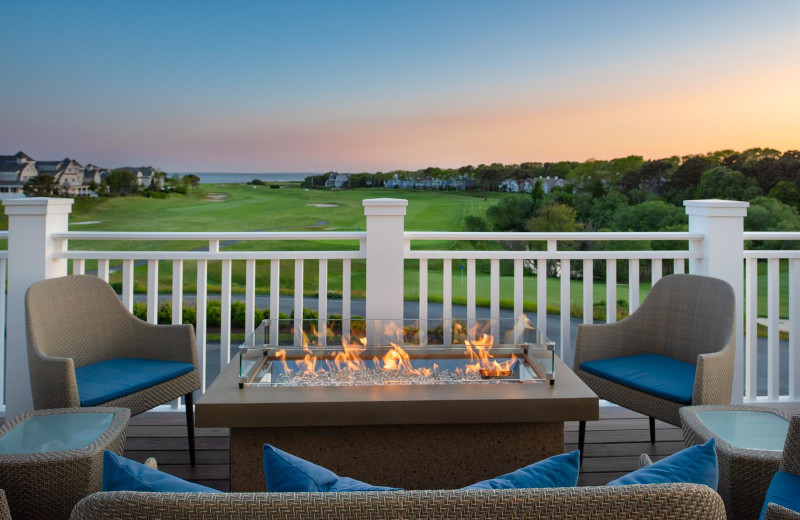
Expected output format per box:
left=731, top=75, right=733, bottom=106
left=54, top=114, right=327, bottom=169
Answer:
left=102, top=451, right=218, bottom=492
left=463, top=450, right=580, bottom=490
left=580, top=354, right=696, bottom=404
left=607, top=438, right=718, bottom=489
left=759, top=471, right=800, bottom=520
left=76, top=358, right=194, bottom=407
left=263, top=445, right=402, bottom=492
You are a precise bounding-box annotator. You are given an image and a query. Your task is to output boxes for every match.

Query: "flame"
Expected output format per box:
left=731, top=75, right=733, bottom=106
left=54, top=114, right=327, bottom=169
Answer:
left=379, top=343, right=432, bottom=376
left=465, top=334, right=516, bottom=375
left=274, top=349, right=293, bottom=376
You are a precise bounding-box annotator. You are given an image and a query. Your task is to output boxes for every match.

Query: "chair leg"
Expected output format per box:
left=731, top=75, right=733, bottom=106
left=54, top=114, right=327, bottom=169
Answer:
left=185, top=392, right=196, bottom=467
left=578, top=420, right=586, bottom=466
left=649, top=416, right=656, bottom=444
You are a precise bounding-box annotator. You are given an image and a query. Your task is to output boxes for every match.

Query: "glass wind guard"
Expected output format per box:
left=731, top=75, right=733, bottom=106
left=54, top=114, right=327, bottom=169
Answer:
left=239, top=317, right=555, bottom=388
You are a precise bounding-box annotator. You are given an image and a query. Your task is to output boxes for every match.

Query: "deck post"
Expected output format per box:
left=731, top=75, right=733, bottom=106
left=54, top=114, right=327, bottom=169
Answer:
left=684, top=199, right=749, bottom=404
left=363, top=198, right=408, bottom=344
left=3, top=197, right=73, bottom=416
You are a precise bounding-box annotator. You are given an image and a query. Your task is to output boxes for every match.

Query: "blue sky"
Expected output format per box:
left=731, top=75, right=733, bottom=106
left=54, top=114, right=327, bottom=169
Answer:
left=1, top=1, right=798, bottom=172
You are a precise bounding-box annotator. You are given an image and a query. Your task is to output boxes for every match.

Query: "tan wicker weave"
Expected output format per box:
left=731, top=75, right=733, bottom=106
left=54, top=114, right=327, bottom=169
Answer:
left=573, top=274, right=735, bottom=457
left=25, top=275, right=201, bottom=464
left=680, top=405, right=790, bottom=520
left=0, top=407, right=129, bottom=520
left=764, top=415, right=800, bottom=520
left=0, top=491, right=10, bottom=520
left=70, top=484, right=725, bottom=520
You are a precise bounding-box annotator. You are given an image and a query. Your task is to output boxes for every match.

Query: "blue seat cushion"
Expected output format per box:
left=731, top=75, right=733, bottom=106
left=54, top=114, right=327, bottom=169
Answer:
left=760, top=471, right=800, bottom=520
left=103, top=451, right=218, bottom=492
left=580, top=353, right=696, bottom=404
left=607, top=438, right=718, bottom=489
left=463, top=450, right=580, bottom=490
left=263, top=444, right=402, bottom=492
left=76, top=358, right=194, bottom=407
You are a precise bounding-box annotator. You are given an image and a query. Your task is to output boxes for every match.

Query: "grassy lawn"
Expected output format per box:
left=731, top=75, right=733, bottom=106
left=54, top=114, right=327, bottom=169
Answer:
left=0, top=183, right=791, bottom=319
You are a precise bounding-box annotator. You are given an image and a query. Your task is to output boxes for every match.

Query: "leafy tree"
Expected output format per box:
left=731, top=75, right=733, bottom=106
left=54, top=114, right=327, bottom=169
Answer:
left=768, top=180, right=800, bottom=209
left=530, top=179, right=544, bottom=207
left=585, top=191, right=629, bottom=230
left=696, top=166, right=761, bottom=201
left=745, top=196, right=800, bottom=232
left=183, top=174, right=201, bottom=190
left=666, top=156, right=713, bottom=204
left=106, top=169, right=139, bottom=194
left=464, top=215, right=490, bottom=231
left=24, top=175, right=58, bottom=196
left=525, top=203, right=581, bottom=232
left=486, top=196, right=539, bottom=231
left=611, top=200, right=687, bottom=232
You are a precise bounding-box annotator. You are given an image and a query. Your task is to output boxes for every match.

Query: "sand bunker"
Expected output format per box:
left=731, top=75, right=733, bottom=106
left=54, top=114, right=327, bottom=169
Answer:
left=205, top=193, right=228, bottom=202
left=306, top=203, right=338, bottom=208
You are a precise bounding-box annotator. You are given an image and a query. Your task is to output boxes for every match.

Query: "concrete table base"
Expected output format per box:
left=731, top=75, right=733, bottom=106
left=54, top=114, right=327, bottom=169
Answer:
left=231, top=421, right=564, bottom=491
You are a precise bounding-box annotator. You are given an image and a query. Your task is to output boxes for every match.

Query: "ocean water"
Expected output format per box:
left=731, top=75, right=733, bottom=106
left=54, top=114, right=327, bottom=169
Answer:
left=171, top=172, right=314, bottom=184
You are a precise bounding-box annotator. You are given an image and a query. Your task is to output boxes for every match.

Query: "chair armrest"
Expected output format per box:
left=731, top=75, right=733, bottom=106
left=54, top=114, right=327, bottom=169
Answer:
left=574, top=317, right=654, bottom=367
left=638, top=453, right=653, bottom=469
left=692, top=337, right=735, bottom=405
left=765, top=503, right=800, bottom=520
left=27, top=349, right=80, bottom=409
left=144, top=457, right=158, bottom=470
left=124, top=319, right=198, bottom=367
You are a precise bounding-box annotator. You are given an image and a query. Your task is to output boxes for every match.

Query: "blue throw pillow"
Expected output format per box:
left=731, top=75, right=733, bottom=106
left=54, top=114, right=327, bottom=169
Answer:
left=263, top=444, right=402, bottom=492
left=463, top=450, right=580, bottom=490
left=102, top=451, right=218, bottom=492
left=606, top=438, right=718, bottom=489
left=759, top=471, right=800, bottom=520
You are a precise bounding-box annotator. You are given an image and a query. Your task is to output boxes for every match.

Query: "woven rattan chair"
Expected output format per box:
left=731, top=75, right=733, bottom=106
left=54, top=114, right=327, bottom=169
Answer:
left=573, top=274, right=735, bottom=460
left=0, top=491, right=10, bottom=520
left=25, top=275, right=201, bottom=465
left=71, top=484, right=726, bottom=520
left=763, top=415, right=800, bottom=520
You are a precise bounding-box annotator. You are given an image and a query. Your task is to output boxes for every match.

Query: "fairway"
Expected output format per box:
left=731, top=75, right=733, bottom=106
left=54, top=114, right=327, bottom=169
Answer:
left=0, top=183, right=791, bottom=319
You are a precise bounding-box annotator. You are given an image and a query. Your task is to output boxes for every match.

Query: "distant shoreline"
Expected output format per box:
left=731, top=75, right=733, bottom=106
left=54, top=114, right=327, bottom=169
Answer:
left=171, top=172, right=314, bottom=184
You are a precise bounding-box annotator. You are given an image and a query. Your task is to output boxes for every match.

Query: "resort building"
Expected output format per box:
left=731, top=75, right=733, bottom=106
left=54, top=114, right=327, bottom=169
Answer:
left=0, top=151, right=37, bottom=199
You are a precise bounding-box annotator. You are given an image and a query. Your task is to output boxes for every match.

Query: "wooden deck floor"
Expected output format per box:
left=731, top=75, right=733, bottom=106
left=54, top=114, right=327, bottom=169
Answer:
left=124, top=405, right=684, bottom=491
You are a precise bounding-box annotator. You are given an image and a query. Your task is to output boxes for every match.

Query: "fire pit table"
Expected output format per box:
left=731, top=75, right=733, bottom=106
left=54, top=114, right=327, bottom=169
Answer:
left=197, top=317, right=599, bottom=491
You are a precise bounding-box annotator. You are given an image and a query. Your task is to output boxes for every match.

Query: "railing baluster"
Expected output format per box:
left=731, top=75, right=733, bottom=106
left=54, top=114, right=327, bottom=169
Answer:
left=513, top=259, right=523, bottom=322
left=674, top=258, right=685, bottom=274
left=490, top=259, right=500, bottom=339
left=583, top=259, right=593, bottom=325
left=220, top=259, right=232, bottom=371
left=146, top=259, right=158, bottom=324
left=97, top=259, right=109, bottom=282
left=767, top=258, right=780, bottom=399
left=443, top=259, right=452, bottom=345
left=245, top=259, right=256, bottom=337
left=606, top=260, right=617, bottom=323
left=652, top=259, right=663, bottom=285
left=537, top=258, right=547, bottom=335
left=122, top=259, right=134, bottom=311
left=73, top=258, right=85, bottom=275
left=171, top=260, right=183, bottom=325
left=0, top=259, right=6, bottom=407
left=270, top=260, right=280, bottom=346
left=466, top=258, right=476, bottom=335
left=745, top=258, right=758, bottom=401
left=419, top=259, right=428, bottom=345
left=628, top=259, right=640, bottom=315
left=790, top=259, right=800, bottom=400
left=196, top=259, right=208, bottom=391
left=294, top=259, right=304, bottom=346
left=342, top=259, right=351, bottom=341
left=318, top=259, right=327, bottom=346
left=560, top=259, right=571, bottom=367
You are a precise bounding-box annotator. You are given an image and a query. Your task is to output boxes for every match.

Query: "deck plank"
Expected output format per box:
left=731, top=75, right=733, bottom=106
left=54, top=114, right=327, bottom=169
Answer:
left=124, top=405, right=687, bottom=490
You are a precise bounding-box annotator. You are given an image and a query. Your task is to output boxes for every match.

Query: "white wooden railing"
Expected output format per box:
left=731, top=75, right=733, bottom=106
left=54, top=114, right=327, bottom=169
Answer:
left=0, top=198, right=797, bottom=415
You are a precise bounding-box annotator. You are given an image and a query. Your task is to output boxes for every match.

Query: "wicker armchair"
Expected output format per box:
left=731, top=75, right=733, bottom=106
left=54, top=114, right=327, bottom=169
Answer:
left=763, top=416, right=800, bottom=520
left=25, top=275, right=201, bottom=465
left=0, top=491, right=10, bottom=520
left=71, top=484, right=726, bottom=520
left=573, top=274, right=735, bottom=458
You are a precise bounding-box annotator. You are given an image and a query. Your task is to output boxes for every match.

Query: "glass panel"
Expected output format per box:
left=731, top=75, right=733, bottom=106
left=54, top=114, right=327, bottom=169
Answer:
left=696, top=410, right=789, bottom=451
left=239, top=317, right=555, bottom=388
left=0, top=413, right=114, bottom=454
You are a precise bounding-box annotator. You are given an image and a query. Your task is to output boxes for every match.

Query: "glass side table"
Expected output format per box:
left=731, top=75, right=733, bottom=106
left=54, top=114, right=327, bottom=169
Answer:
left=0, top=407, right=130, bottom=520
left=680, top=405, right=790, bottom=520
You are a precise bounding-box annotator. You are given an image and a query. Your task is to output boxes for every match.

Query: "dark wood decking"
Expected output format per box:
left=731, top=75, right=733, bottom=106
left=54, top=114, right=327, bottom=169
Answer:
left=124, top=405, right=683, bottom=491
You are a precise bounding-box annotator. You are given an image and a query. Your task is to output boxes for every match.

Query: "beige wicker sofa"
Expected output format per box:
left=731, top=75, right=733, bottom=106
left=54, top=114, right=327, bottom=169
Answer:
left=71, top=484, right=725, bottom=520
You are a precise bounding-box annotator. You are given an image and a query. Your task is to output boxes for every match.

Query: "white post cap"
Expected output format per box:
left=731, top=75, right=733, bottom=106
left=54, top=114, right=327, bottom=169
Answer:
left=684, top=199, right=749, bottom=217
left=362, top=198, right=408, bottom=216
left=3, top=197, right=74, bottom=215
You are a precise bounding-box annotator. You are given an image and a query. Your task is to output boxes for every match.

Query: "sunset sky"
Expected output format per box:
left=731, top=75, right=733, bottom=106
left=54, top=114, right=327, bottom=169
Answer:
left=1, top=1, right=799, bottom=172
